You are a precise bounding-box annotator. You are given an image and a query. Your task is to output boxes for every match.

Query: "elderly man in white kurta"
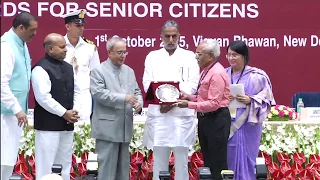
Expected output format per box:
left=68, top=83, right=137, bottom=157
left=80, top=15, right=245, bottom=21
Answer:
left=61, top=9, right=100, bottom=123
left=142, top=20, right=199, bottom=180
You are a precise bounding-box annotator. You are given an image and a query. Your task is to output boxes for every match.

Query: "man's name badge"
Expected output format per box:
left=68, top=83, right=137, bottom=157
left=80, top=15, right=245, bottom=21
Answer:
left=229, top=108, right=237, bottom=118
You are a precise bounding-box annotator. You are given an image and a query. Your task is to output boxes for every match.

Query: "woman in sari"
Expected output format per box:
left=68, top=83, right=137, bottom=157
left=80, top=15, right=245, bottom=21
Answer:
left=226, top=40, right=276, bottom=180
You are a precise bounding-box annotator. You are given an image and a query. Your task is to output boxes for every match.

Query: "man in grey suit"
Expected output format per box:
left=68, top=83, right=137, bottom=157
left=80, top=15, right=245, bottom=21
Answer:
left=90, top=35, right=143, bottom=180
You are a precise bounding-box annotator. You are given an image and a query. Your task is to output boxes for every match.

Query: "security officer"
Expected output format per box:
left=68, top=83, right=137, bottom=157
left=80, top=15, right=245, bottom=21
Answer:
left=61, top=9, right=100, bottom=123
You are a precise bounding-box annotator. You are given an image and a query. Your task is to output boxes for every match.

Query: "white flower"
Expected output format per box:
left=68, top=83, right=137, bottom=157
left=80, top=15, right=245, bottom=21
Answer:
left=23, top=130, right=32, bottom=140
left=188, top=148, right=195, bottom=156
left=259, top=145, right=267, bottom=152
left=131, top=142, right=138, bottom=149
left=18, top=121, right=320, bottom=161
left=74, top=125, right=81, bottom=133
left=135, top=141, right=142, bottom=149
left=304, top=146, right=312, bottom=157
left=293, top=125, right=301, bottom=132
left=266, top=124, right=272, bottom=131
left=130, top=141, right=135, bottom=147
left=266, top=148, right=273, bottom=155
left=25, top=149, right=33, bottom=156
left=20, top=137, right=26, bottom=144
left=265, top=134, right=271, bottom=141
left=284, top=137, right=292, bottom=145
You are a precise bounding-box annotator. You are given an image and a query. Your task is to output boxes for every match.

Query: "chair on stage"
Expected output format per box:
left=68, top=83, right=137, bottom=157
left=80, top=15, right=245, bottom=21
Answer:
left=291, top=92, right=320, bottom=109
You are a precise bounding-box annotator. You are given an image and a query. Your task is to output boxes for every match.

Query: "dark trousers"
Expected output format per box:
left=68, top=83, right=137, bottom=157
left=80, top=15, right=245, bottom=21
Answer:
left=197, top=107, right=231, bottom=180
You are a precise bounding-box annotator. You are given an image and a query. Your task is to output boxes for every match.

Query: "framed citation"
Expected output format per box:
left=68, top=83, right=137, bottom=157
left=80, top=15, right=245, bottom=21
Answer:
left=144, top=81, right=180, bottom=105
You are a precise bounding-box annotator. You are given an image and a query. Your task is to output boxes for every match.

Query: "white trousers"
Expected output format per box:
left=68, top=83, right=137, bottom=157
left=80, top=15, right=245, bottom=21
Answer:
left=35, top=130, right=73, bottom=180
left=1, top=114, right=23, bottom=166
left=73, top=90, right=92, bottom=122
left=153, top=146, right=189, bottom=180
left=1, top=165, right=14, bottom=180
left=1, top=114, right=23, bottom=180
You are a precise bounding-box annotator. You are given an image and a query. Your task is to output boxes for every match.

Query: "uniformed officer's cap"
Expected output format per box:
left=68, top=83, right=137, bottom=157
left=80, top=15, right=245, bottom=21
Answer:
left=61, top=9, right=86, bottom=24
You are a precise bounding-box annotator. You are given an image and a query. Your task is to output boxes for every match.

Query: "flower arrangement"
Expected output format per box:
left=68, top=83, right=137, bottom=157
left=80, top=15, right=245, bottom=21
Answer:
left=73, top=122, right=95, bottom=157
left=268, top=105, right=298, bottom=121
left=260, top=124, right=320, bottom=157
left=259, top=152, right=320, bottom=179
left=17, top=123, right=320, bottom=179
left=260, top=124, right=320, bottom=179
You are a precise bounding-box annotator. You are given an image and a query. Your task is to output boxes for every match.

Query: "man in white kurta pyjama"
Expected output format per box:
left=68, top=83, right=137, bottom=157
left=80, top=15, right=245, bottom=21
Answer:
left=142, top=20, right=199, bottom=180
left=1, top=12, right=38, bottom=180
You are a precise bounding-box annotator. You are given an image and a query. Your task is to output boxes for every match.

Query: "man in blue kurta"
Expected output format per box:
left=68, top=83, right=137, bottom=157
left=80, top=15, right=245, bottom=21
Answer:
left=1, top=12, right=38, bottom=180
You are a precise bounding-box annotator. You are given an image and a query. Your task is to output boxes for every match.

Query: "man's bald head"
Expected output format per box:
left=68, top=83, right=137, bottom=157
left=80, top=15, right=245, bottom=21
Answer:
left=44, top=33, right=67, bottom=61
left=43, top=33, right=64, bottom=49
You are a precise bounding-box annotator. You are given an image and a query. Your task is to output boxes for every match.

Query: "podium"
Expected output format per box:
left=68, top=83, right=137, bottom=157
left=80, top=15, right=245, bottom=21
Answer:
left=144, top=81, right=180, bottom=105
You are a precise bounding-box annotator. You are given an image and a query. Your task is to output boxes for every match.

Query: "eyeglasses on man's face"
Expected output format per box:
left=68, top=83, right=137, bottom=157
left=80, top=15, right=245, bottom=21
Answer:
left=195, top=52, right=211, bottom=58
left=114, top=50, right=128, bottom=56
left=195, top=52, right=203, bottom=57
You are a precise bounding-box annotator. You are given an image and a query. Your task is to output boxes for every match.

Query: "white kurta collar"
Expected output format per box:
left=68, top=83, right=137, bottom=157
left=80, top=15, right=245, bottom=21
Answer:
left=160, top=46, right=182, bottom=56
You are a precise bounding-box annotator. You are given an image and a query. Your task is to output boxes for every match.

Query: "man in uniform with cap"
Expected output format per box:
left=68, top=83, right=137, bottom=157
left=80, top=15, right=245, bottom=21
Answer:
left=61, top=9, right=100, bottom=124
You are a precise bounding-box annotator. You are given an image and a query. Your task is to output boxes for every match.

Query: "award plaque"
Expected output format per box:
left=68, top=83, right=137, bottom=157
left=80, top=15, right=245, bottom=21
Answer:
left=144, top=81, right=180, bottom=105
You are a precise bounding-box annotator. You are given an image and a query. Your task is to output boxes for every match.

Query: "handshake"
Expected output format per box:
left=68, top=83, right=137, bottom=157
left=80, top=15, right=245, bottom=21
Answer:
left=63, top=110, right=80, bottom=124
left=125, top=94, right=142, bottom=113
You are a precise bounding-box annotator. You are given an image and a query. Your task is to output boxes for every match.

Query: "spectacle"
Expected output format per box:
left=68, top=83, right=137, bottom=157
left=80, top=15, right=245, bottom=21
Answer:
left=226, top=53, right=240, bottom=59
left=195, top=52, right=210, bottom=58
left=115, top=51, right=128, bottom=56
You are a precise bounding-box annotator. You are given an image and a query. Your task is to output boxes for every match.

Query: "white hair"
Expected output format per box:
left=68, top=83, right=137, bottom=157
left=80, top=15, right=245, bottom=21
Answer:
left=106, top=35, right=126, bottom=50
left=161, top=20, right=180, bottom=34
left=201, top=39, right=221, bottom=58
